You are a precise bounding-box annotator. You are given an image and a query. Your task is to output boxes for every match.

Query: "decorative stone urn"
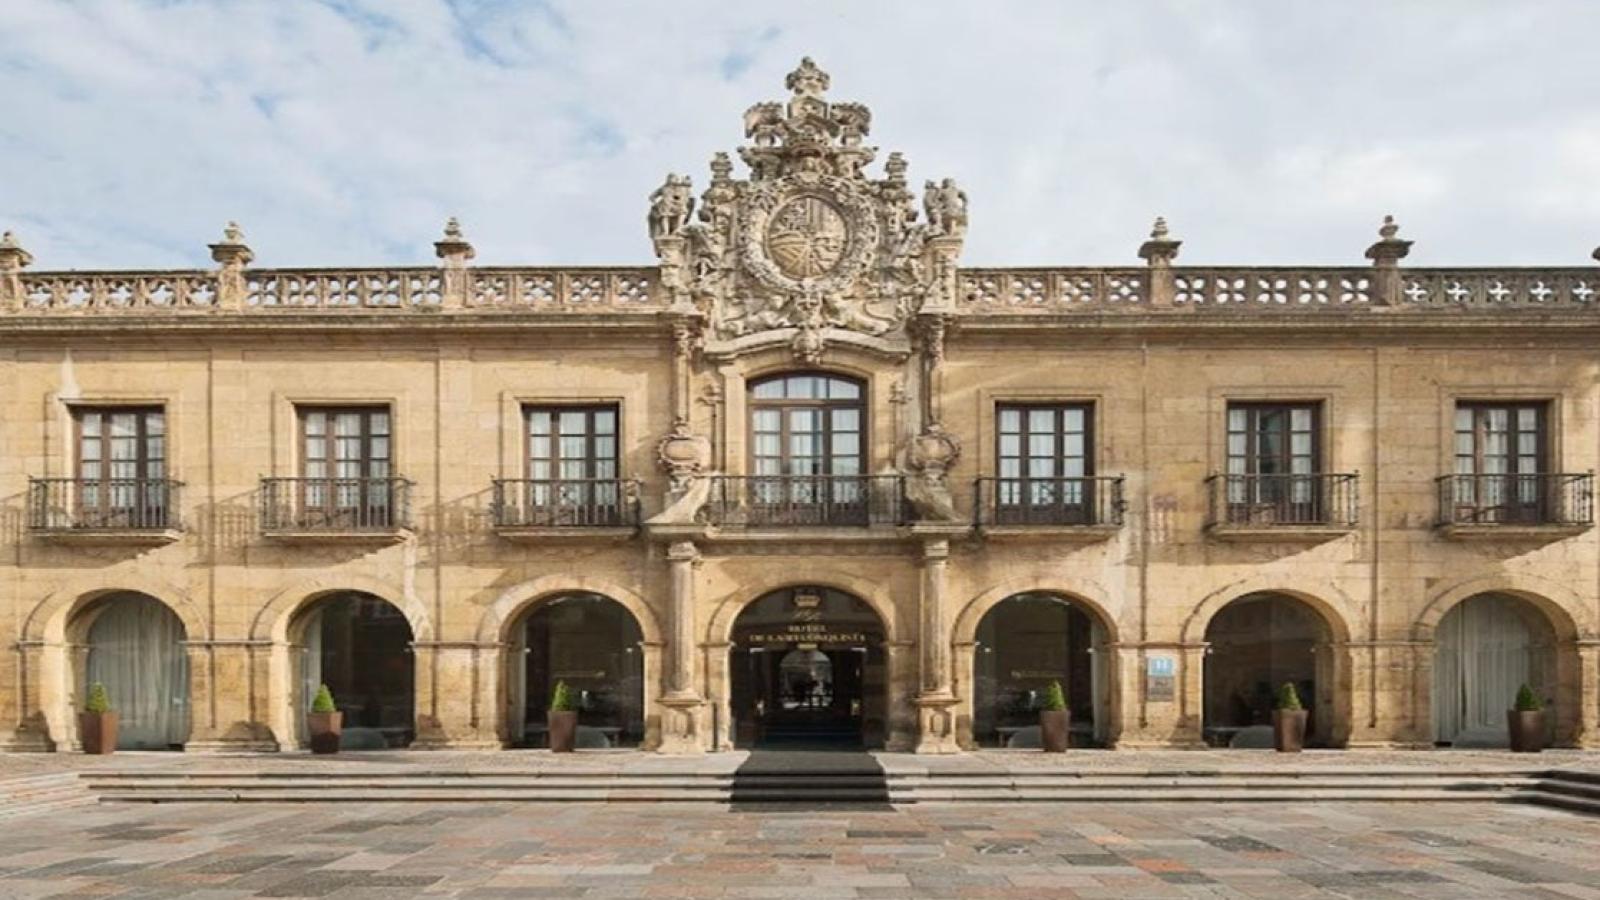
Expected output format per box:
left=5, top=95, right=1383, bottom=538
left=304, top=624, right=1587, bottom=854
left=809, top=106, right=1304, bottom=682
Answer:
left=656, top=417, right=711, bottom=494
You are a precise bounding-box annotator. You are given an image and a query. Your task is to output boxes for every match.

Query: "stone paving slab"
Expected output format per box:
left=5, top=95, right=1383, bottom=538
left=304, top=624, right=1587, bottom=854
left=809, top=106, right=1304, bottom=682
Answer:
left=2, top=798, right=1600, bottom=897
left=5, top=747, right=1598, bottom=778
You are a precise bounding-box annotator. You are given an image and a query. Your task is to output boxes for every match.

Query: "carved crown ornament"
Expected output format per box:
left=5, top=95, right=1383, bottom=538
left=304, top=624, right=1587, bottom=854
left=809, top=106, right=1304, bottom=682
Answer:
left=648, top=57, right=968, bottom=364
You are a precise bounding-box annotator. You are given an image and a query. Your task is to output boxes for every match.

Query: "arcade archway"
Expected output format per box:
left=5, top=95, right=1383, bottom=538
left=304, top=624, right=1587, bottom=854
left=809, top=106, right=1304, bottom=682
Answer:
left=290, top=591, right=415, bottom=749
left=507, top=593, right=645, bottom=749
left=1432, top=592, right=1558, bottom=747
left=1203, top=592, right=1342, bottom=748
left=729, top=587, right=887, bottom=748
left=73, top=592, right=191, bottom=750
left=972, top=592, right=1111, bottom=748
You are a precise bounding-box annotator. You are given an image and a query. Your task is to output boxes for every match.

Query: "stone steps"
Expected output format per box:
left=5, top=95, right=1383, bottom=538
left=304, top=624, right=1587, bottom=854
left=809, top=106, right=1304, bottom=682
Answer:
left=0, top=772, right=99, bottom=820
left=1518, top=772, right=1600, bottom=816
left=73, top=768, right=1580, bottom=806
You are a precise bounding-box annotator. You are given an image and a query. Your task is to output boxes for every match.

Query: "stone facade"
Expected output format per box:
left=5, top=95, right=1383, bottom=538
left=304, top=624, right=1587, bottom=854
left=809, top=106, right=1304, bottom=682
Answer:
left=3, top=59, right=1600, bottom=755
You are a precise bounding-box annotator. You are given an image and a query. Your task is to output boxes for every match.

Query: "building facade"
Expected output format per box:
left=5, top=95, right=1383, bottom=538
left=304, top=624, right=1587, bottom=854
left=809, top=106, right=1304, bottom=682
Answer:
left=4, top=59, right=1600, bottom=755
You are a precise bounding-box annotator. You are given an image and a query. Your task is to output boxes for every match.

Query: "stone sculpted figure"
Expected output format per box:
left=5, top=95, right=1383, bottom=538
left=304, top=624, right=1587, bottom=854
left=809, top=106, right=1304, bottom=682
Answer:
left=937, top=178, right=968, bottom=237
left=923, top=180, right=943, bottom=235
left=648, top=174, right=695, bottom=241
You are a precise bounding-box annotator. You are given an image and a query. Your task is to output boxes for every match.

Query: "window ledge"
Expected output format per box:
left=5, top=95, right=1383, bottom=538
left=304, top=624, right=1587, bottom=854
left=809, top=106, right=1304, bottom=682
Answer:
left=262, top=527, right=413, bottom=544
left=494, top=525, right=637, bottom=543
left=1206, top=523, right=1355, bottom=543
left=1437, top=522, right=1592, bottom=540
left=977, top=524, right=1121, bottom=543
left=31, top=527, right=183, bottom=547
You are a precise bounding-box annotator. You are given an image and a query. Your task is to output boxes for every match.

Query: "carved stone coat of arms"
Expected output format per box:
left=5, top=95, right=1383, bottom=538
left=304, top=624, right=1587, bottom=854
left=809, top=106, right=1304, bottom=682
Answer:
left=648, top=58, right=967, bottom=362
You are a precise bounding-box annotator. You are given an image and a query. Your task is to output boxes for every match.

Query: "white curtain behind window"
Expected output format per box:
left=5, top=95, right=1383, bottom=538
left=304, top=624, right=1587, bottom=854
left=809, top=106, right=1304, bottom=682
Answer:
left=85, top=594, right=189, bottom=749
left=1434, top=594, right=1536, bottom=746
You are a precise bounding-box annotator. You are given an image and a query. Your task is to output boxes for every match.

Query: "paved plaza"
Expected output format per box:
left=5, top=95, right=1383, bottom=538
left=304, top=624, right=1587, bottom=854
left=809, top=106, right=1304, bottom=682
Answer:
left=0, top=797, right=1597, bottom=899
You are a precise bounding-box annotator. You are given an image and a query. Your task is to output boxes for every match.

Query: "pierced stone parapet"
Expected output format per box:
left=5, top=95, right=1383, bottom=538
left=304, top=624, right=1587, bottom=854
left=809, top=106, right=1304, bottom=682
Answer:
left=20, top=272, right=220, bottom=311
left=960, top=268, right=1147, bottom=309
left=1399, top=269, right=1600, bottom=307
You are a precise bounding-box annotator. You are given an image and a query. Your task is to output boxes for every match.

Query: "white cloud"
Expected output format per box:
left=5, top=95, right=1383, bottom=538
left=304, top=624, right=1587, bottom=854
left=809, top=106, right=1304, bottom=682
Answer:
left=0, top=0, right=1596, bottom=270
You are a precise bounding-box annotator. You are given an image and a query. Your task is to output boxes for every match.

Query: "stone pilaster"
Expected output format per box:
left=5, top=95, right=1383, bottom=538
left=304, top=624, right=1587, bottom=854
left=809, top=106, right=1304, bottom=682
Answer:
left=182, top=640, right=278, bottom=752
left=913, top=537, right=960, bottom=753
left=207, top=222, right=253, bottom=311
left=658, top=540, right=705, bottom=753
left=1572, top=639, right=1599, bottom=748
left=0, top=641, right=53, bottom=751
left=409, top=642, right=503, bottom=750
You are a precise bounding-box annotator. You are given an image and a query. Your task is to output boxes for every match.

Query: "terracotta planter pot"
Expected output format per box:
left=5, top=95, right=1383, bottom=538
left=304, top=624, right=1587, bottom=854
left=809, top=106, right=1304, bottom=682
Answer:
left=1039, top=709, right=1069, bottom=753
left=307, top=711, right=343, bottom=755
left=1507, top=709, right=1547, bottom=753
left=1272, top=709, right=1308, bottom=753
left=548, top=710, right=578, bottom=753
left=79, top=711, right=118, bottom=755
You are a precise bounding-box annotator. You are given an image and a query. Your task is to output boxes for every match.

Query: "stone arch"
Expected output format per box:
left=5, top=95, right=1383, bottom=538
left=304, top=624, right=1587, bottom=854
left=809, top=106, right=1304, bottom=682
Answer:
left=952, top=577, right=1120, bottom=648
left=706, top=569, right=900, bottom=646
left=26, top=574, right=205, bottom=645
left=1413, top=573, right=1586, bottom=642
left=1181, top=577, right=1357, bottom=646
left=250, top=574, right=430, bottom=645
left=477, top=575, right=662, bottom=646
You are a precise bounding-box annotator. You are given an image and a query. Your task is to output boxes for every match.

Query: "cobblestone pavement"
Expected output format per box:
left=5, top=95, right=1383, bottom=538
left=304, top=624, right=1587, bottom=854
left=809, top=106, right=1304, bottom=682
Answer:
left=2, top=800, right=1599, bottom=898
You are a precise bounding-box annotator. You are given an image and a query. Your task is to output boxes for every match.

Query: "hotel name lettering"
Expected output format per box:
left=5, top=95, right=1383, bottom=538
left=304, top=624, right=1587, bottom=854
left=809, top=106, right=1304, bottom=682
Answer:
left=745, top=623, right=871, bottom=646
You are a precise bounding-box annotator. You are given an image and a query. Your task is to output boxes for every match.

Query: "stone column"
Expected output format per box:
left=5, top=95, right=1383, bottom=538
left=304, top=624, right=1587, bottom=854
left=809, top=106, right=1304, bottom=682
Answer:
left=1365, top=215, right=1412, bottom=306
left=1572, top=639, right=1599, bottom=748
left=208, top=222, right=253, bottom=311
left=0, top=230, right=34, bottom=312
left=658, top=540, right=704, bottom=753
left=913, top=538, right=960, bottom=753
left=433, top=217, right=475, bottom=310
left=1137, top=217, right=1181, bottom=308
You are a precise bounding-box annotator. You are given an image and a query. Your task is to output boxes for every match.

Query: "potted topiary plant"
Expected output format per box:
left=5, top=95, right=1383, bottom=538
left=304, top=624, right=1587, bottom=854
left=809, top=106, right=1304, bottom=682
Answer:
left=1272, top=682, right=1308, bottom=753
left=79, top=682, right=117, bottom=755
left=1039, top=680, right=1069, bottom=752
left=1508, top=683, right=1546, bottom=753
left=548, top=680, right=578, bottom=753
left=307, top=683, right=342, bottom=755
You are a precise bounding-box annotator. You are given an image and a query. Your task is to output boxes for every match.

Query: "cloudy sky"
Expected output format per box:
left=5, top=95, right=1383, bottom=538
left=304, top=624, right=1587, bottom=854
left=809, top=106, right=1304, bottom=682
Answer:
left=2, top=1, right=1597, bottom=270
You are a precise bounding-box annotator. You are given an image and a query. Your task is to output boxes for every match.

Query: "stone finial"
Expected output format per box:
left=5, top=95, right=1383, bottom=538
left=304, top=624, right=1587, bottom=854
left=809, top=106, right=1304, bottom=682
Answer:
left=0, top=230, right=34, bottom=271
left=1365, top=214, right=1412, bottom=267
left=1138, top=216, right=1181, bottom=267
left=785, top=57, right=830, bottom=98
left=433, top=216, right=475, bottom=263
left=208, top=221, right=254, bottom=267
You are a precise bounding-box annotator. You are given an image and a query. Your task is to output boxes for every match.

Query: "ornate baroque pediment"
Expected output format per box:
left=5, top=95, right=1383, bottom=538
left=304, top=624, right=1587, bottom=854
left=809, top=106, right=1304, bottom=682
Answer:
left=648, top=58, right=967, bottom=362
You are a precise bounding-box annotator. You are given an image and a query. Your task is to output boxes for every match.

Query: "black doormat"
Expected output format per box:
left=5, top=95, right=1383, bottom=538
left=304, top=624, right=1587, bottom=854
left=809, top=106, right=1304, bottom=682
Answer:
left=729, top=749, right=891, bottom=808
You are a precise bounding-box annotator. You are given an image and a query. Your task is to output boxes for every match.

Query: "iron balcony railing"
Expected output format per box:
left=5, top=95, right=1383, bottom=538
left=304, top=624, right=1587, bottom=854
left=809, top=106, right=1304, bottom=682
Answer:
left=974, top=475, right=1125, bottom=527
left=704, top=474, right=907, bottom=527
left=27, top=477, right=183, bottom=531
left=260, top=476, right=413, bottom=532
left=1436, top=473, right=1594, bottom=527
left=1206, top=473, right=1359, bottom=528
left=491, top=477, right=640, bottom=528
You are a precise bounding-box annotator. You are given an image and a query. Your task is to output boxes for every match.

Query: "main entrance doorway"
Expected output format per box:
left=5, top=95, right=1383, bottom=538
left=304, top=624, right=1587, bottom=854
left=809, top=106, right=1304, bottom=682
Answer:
left=730, top=587, right=886, bottom=749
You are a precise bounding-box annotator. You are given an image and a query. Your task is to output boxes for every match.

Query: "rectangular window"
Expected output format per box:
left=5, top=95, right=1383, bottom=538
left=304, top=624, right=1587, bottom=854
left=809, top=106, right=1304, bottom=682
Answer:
left=297, top=406, right=393, bottom=525
left=1452, top=402, right=1548, bottom=522
left=1224, top=403, right=1320, bottom=521
left=74, top=406, right=167, bottom=526
left=995, top=403, right=1093, bottom=524
left=522, top=405, right=621, bottom=524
